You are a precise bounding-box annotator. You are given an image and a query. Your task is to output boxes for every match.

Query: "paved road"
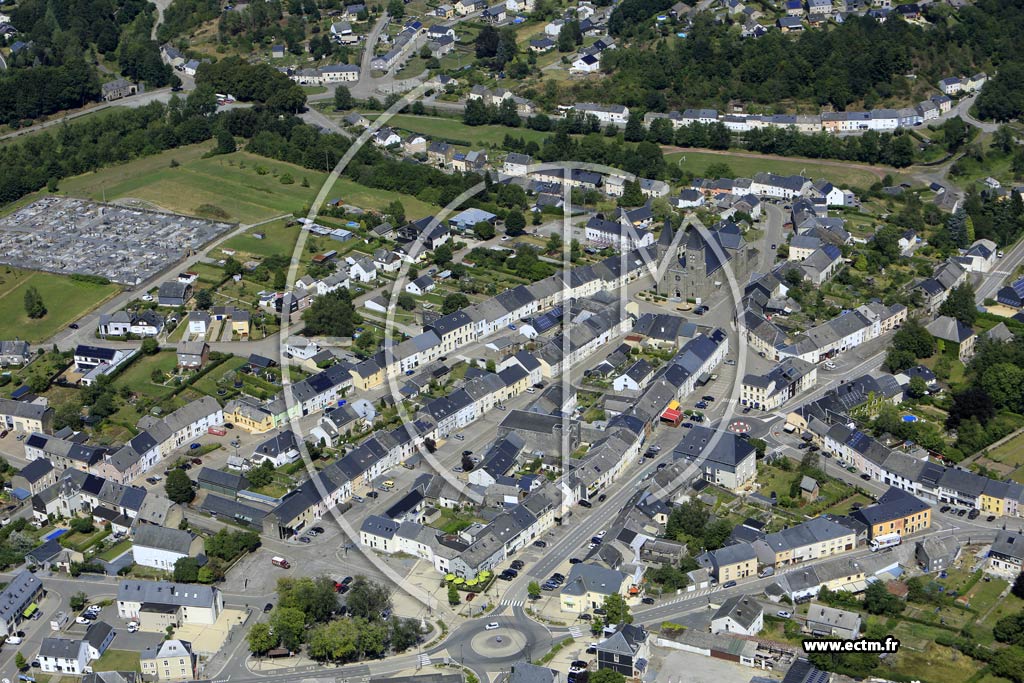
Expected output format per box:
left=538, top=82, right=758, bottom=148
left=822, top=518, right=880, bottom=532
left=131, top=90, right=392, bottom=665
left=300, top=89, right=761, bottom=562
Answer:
left=0, top=88, right=176, bottom=142
left=760, top=204, right=785, bottom=273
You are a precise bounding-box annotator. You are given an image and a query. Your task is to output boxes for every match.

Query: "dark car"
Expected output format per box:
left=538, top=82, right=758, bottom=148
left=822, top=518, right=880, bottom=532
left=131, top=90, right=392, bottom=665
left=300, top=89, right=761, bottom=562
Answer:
left=510, top=560, right=524, bottom=570
left=969, top=509, right=981, bottom=519
left=224, top=423, right=234, bottom=429
left=499, top=572, right=514, bottom=581
left=533, top=540, right=547, bottom=548
left=341, top=577, right=353, bottom=585
left=701, top=395, right=715, bottom=402
left=311, top=526, right=325, bottom=534
left=367, top=491, right=379, bottom=499
left=462, top=450, right=473, bottom=456
left=298, top=536, right=311, bottom=544
left=593, top=607, right=607, bottom=615
left=940, top=505, right=951, bottom=513
left=191, top=458, right=202, bottom=465
left=579, top=613, right=592, bottom=621
left=860, top=474, right=871, bottom=481
left=797, top=442, right=810, bottom=449
left=988, top=515, right=997, bottom=522
left=742, top=406, right=751, bottom=414
left=579, top=499, right=592, bottom=508
left=569, top=557, right=582, bottom=564
left=695, top=401, right=709, bottom=410
left=681, top=422, right=694, bottom=428
left=263, top=603, right=274, bottom=613
left=598, top=494, right=607, bottom=502
left=641, top=597, right=655, bottom=605
left=69, top=323, right=79, bottom=329
left=722, top=580, right=737, bottom=588
left=552, top=573, right=565, bottom=581
left=957, top=509, right=967, bottom=517
left=528, top=593, right=541, bottom=600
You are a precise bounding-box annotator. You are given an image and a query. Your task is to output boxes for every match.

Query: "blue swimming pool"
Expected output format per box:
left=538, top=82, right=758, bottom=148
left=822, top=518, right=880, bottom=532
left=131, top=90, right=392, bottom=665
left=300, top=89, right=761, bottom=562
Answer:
left=44, top=528, right=68, bottom=541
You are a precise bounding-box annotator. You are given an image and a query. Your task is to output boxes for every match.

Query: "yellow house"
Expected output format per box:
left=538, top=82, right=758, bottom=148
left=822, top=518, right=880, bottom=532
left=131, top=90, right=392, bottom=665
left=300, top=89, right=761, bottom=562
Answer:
left=699, top=544, right=758, bottom=582
left=223, top=397, right=286, bottom=434
left=852, top=487, right=931, bottom=539
left=559, top=563, right=627, bottom=613
left=758, top=517, right=856, bottom=567
left=351, top=359, right=384, bottom=391
left=231, top=313, right=250, bottom=338
left=981, top=491, right=1007, bottom=517
left=140, top=640, right=196, bottom=681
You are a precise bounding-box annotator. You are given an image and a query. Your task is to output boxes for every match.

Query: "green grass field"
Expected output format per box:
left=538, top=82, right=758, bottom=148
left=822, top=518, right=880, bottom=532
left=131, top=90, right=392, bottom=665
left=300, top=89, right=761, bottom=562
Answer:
left=57, top=144, right=326, bottom=224
left=324, top=176, right=436, bottom=219
left=984, top=430, right=1024, bottom=467
left=91, top=650, right=141, bottom=672
left=220, top=220, right=302, bottom=259
left=114, top=352, right=180, bottom=400
left=367, top=113, right=550, bottom=148
left=0, top=267, right=119, bottom=341
left=664, top=150, right=888, bottom=189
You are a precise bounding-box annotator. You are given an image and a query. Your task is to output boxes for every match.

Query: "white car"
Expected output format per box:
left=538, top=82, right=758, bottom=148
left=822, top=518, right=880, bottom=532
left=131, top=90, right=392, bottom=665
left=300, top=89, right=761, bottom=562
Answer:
left=75, top=616, right=91, bottom=624
left=777, top=610, right=792, bottom=619
left=87, top=605, right=102, bottom=612
left=127, top=622, right=139, bottom=633
left=141, top=294, right=154, bottom=302
left=485, top=622, right=500, bottom=631
left=4, top=636, right=21, bottom=645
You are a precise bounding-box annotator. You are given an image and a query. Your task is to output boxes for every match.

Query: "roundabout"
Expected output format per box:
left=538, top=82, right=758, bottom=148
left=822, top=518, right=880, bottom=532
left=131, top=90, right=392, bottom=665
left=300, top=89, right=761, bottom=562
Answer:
left=469, top=626, right=530, bottom=659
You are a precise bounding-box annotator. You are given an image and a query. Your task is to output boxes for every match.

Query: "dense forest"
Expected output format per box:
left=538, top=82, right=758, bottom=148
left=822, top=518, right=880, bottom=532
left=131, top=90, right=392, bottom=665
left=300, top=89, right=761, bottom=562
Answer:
left=0, top=0, right=172, bottom=125
left=593, top=0, right=1024, bottom=114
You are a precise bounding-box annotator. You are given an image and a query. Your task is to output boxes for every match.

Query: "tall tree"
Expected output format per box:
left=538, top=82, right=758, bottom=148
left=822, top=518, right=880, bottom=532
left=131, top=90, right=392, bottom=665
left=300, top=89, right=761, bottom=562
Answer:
left=164, top=469, right=195, bottom=503
left=23, top=286, right=46, bottom=318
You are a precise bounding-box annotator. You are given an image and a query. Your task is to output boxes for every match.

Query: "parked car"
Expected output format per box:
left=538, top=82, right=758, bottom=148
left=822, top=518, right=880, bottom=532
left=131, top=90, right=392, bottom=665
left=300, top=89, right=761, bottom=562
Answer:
left=569, top=557, right=582, bottom=564
left=533, top=540, right=547, bottom=548
left=940, top=505, right=951, bottom=513
left=579, top=613, right=592, bottom=621
left=263, top=603, right=274, bottom=613
left=311, top=527, right=325, bottom=534
left=641, top=597, right=655, bottom=605
left=579, top=499, right=592, bottom=508
left=968, top=509, right=981, bottom=519
left=988, top=515, right=997, bottom=522
left=593, top=607, right=607, bottom=615
left=722, top=580, right=737, bottom=588
left=510, top=560, right=524, bottom=570
left=777, top=610, right=792, bottom=619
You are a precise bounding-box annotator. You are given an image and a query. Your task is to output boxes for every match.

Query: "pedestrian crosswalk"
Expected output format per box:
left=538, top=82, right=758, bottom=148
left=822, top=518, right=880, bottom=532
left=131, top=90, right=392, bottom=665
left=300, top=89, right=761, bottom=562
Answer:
left=500, top=599, right=525, bottom=607
left=417, top=654, right=432, bottom=667
left=655, top=586, right=717, bottom=608
left=568, top=626, right=583, bottom=638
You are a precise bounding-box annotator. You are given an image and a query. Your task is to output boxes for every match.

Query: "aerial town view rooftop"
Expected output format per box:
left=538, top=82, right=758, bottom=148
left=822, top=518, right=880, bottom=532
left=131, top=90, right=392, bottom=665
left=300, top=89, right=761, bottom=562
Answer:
left=0, top=0, right=1023, bottom=682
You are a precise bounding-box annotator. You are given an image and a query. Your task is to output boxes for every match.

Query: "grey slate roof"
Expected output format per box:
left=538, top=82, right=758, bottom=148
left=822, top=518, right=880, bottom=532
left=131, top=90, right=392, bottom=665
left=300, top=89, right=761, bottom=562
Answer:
left=132, top=525, right=195, bottom=555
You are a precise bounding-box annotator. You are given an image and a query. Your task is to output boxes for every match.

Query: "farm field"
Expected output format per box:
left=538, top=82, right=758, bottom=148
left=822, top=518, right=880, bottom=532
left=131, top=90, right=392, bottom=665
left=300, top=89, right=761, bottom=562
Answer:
left=56, top=145, right=325, bottom=224
left=0, top=267, right=119, bottom=341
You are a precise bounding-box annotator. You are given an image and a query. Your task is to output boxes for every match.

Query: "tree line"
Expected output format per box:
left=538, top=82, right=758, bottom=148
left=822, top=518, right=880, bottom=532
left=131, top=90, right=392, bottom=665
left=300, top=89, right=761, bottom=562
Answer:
left=588, top=0, right=1024, bottom=116
left=2, top=0, right=174, bottom=125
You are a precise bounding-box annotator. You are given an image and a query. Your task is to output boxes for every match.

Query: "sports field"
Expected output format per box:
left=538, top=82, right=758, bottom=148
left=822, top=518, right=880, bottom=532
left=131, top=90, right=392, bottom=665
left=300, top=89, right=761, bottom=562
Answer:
left=664, top=149, right=888, bottom=189
left=0, top=267, right=119, bottom=342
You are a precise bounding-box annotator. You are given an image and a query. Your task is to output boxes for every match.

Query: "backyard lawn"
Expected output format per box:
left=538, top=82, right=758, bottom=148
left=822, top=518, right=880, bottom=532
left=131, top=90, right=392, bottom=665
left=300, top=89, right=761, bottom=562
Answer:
left=115, top=352, right=181, bottom=400
left=92, top=650, right=141, bottom=672
left=0, top=267, right=119, bottom=341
